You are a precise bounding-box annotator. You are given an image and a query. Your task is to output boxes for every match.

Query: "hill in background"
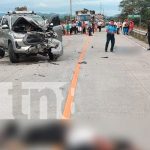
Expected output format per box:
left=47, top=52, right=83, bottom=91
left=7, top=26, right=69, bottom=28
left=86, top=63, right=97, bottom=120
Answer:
left=0, top=13, right=5, bottom=17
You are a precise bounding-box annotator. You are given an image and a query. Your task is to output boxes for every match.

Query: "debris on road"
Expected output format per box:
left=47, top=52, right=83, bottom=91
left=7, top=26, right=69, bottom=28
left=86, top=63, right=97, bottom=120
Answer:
left=101, top=56, right=109, bottom=58
left=78, top=61, right=87, bottom=64
left=49, top=62, right=60, bottom=65
left=34, top=73, right=46, bottom=77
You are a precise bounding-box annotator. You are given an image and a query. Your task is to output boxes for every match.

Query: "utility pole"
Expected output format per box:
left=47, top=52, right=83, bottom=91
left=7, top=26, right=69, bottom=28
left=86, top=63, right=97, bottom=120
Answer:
left=99, top=0, right=102, bottom=14
left=70, top=0, right=72, bottom=19
left=103, top=8, right=105, bottom=16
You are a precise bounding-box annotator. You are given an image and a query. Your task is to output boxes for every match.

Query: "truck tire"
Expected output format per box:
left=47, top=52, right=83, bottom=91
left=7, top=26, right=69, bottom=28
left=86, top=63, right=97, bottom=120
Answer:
left=48, top=49, right=54, bottom=60
left=8, top=42, right=19, bottom=63
left=0, top=48, right=5, bottom=58
left=53, top=55, right=59, bottom=61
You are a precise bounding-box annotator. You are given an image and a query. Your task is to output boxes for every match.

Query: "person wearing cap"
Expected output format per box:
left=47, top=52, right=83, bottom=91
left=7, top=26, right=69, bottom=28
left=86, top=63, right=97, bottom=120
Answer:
left=105, top=20, right=117, bottom=52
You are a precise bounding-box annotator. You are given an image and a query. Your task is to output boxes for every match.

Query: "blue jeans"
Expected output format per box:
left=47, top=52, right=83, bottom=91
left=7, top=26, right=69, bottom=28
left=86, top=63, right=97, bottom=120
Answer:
left=123, top=27, right=129, bottom=35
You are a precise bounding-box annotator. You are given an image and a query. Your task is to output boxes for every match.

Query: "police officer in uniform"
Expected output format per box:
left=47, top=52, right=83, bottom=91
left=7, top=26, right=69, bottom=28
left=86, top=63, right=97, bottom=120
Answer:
left=105, top=20, right=117, bottom=52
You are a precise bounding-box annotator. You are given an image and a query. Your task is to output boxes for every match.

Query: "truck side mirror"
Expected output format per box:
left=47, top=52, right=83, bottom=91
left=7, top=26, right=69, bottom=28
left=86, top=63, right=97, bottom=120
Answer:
left=2, top=25, right=9, bottom=29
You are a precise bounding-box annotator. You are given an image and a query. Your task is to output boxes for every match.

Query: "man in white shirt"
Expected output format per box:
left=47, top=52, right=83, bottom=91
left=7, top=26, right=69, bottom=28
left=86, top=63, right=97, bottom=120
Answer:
left=97, top=21, right=102, bottom=32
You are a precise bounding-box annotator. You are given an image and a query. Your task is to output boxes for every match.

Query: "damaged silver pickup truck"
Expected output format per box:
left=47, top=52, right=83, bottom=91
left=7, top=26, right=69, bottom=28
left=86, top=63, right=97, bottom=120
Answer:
left=0, top=11, right=63, bottom=63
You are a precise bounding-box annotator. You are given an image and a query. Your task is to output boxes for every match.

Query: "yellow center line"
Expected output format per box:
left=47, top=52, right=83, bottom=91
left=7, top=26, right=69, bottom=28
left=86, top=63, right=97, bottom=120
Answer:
left=62, top=35, right=92, bottom=119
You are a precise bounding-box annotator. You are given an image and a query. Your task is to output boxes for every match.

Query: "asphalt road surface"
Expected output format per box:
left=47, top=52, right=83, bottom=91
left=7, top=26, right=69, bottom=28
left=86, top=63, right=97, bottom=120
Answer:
left=0, top=29, right=150, bottom=149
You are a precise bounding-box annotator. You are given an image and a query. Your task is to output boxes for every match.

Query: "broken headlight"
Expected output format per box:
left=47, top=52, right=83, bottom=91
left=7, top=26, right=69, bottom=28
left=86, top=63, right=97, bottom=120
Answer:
left=53, top=32, right=58, bottom=38
left=46, top=31, right=58, bottom=38
left=23, top=32, right=45, bottom=46
left=13, top=33, right=23, bottom=39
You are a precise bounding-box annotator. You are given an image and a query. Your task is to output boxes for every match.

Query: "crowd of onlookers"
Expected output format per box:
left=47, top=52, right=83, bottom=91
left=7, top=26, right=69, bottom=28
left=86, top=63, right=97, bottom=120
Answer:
left=105, top=19, right=135, bottom=35
left=61, top=19, right=135, bottom=36
left=62, top=20, right=104, bottom=36
left=115, top=19, right=135, bottom=35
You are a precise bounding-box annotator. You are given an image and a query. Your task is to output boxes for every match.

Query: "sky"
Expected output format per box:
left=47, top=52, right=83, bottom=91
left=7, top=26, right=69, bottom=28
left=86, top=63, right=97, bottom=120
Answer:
left=0, top=0, right=122, bottom=16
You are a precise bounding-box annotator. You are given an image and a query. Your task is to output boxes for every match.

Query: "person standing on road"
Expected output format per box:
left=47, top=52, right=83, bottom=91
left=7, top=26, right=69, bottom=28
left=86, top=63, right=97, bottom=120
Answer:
left=122, top=20, right=126, bottom=35
left=66, top=22, right=70, bottom=35
left=129, top=20, right=134, bottom=34
left=126, top=19, right=129, bottom=35
left=78, top=21, right=82, bottom=34
left=92, top=22, right=95, bottom=34
left=69, top=22, right=73, bottom=35
left=147, top=20, right=150, bottom=50
left=116, top=21, right=121, bottom=34
left=62, top=22, right=66, bottom=35
left=82, top=21, right=87, bottom=34
left=88, top=23, right=93, bottom=36
left=105, top=20, right=117, bottom=52
left=72, top=21, right=77, bottom=35
left=75, top=20, right=79, bottom=33
left=123, top=19, right=129, bottom=35
left=97, top=21, right=102, bottom=32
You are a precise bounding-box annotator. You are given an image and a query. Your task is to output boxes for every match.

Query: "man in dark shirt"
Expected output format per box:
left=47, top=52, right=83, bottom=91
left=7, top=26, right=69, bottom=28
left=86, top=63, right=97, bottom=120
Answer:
left=147, top=20, right=150, bottom=50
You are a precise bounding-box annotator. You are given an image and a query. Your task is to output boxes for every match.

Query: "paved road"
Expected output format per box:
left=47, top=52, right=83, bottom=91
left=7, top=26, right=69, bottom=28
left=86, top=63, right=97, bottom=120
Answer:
left=0, top=30, right=150, bottom=149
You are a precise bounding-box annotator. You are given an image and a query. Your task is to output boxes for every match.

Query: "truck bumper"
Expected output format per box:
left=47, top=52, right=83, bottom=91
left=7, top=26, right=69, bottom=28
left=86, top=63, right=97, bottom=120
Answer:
left=13, top=39, right=63, bottom=56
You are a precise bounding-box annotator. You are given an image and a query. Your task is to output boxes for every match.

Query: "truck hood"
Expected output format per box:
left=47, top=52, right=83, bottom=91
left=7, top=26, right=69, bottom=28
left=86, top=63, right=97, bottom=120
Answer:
left=12, top=16, right=47, bottom=31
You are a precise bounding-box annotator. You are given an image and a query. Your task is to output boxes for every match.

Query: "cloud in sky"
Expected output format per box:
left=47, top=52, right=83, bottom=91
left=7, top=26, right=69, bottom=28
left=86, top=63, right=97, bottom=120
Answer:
left=0, top=0, right=122, bottom=16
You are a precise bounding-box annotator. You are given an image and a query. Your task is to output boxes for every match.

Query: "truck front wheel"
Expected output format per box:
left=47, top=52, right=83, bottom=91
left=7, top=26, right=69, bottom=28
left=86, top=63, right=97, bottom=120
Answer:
left=48, top=49, right=54, bottom=60
left=0, top=48, right=5, bottom=58
left=8, top=42, right=19, bottom=63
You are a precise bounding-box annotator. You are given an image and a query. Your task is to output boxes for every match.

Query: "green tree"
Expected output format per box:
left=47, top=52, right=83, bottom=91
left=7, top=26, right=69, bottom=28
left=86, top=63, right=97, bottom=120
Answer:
left=119, top=0, right=150, bottom=28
